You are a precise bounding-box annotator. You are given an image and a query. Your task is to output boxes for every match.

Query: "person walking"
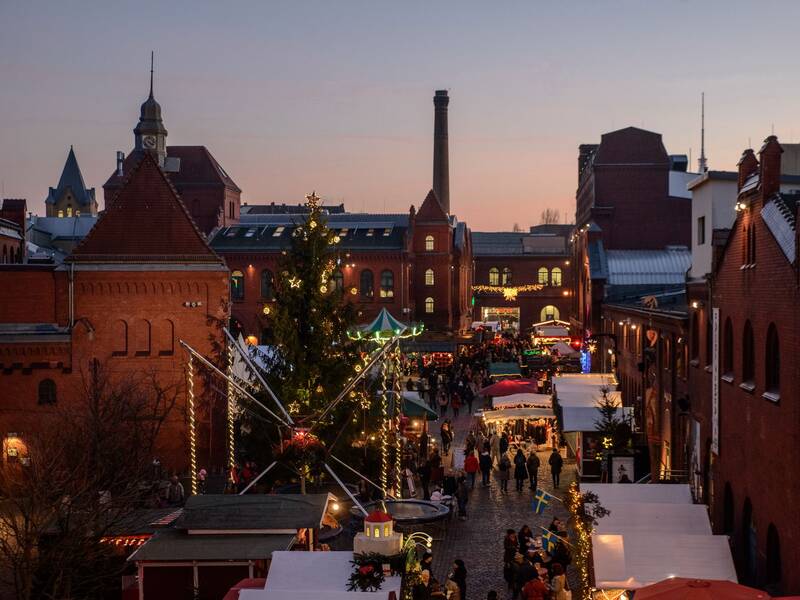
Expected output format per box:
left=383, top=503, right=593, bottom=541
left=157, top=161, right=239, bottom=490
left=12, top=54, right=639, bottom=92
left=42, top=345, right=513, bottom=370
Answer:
left=479, top=445, right=492, bottom=487
left=438, top=389, right=449, bottom=418
left=418, top=456, right=431, bottom=500
left=499, top=432, right=510, bottom=457
left=455, top=475, right=469, bottom=520
left=489, top=431, right=501, bottom=467
left=498, top=453, right=511, bottom=493
left=549, top=447, right=564, bottom=489
left=440, top=421, right=451, bottom=455
left=513, top=448, right=527, bottom=492
left=464, top=451, right=479, bottom=489
left=526, top=450, right=540, bottom=491
left=451, top=390, right=461, bottom=418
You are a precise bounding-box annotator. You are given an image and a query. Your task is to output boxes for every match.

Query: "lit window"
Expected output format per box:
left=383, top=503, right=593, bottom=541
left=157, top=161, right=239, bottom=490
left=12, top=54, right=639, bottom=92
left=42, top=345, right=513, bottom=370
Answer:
left=425, top=269, right=435, bottom=286
left=57, top=210, right=64, bottom=218
left=540, top=305, right=559, bottom=321
left=488, top=267, right=499, bottom=286
left=66, top=206, right=73, bottom=217
left=75, top=210, right=81, bottom=217
left=538, top=267, right=549, bottom=285
left=231, top=270, right=245, bottom=301
left=383, top=525, right=390, bottom=536
left=425, top=297, right=434, bottom=313
left=367, top=228, right=374, bottom=237
left=425, top=235, right=434, bottom=251
left=272, top=226, right=285, bottom=237
left=383, top=228, right=392, bottom=237
left=502, top=267, right=512, bottom=285
left=551, top=267, right=562, bottom=287
left=380, top=270, right=394, bottom=298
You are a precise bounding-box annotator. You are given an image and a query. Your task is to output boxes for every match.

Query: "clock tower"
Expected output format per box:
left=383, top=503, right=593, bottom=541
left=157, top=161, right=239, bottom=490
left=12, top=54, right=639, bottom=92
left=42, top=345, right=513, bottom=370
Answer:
left=133, top=52, right=168, bottom=166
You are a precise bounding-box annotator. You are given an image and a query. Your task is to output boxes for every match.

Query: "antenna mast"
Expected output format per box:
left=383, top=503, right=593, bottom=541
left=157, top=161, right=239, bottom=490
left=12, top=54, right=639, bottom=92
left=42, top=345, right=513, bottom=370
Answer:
left=698, top=92, right=708, bottom=173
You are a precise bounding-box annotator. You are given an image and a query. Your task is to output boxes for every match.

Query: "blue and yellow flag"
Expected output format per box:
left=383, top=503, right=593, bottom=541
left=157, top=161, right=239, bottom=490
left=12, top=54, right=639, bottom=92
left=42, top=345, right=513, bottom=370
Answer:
left=532, top=489, right=551, bottom=514
left=540, top=527, right=558, bottom=553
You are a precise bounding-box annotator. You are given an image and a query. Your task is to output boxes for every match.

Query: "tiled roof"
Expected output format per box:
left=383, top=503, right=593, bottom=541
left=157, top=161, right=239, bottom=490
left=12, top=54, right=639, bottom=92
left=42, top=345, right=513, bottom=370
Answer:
left=416, top=190, right=448, bottom=221
left=69, top=153, right=223, bottom=263
left=242, top=202, right=346, bottom=215
left=46, top=147, right=96, bottom=207
left=28, top=216, right=98, bottom=240
left=104, top=146, right=240, bottom=193
left=473, top=231, right=568, bottom=256
left=761, top=192, right=798, bottom=264
left=605, top=248, right=691, bottom=286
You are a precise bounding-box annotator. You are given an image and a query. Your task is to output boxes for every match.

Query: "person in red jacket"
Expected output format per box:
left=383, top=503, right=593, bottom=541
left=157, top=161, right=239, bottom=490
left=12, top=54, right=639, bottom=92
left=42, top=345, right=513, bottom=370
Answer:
left=464, top=450, right=479, bottom=489
left=521, top=569, right=549, bottom=600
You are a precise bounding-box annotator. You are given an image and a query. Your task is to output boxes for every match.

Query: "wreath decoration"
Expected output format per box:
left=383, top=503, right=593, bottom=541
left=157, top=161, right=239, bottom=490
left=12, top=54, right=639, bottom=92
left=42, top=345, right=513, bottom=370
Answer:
left=347, top=553, right=387, bottom=592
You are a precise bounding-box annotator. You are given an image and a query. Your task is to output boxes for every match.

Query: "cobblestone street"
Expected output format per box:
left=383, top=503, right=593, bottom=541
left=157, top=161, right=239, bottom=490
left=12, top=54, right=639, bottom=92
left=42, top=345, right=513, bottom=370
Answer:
left=426, top=410, right=578, bottom=600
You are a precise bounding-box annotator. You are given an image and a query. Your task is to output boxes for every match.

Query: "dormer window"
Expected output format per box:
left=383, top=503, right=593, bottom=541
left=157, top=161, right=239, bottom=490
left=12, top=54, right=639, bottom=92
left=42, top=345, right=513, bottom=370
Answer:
left=339, top=228, right=349, bottom=238
left=366, top=228, right=375, bottom=237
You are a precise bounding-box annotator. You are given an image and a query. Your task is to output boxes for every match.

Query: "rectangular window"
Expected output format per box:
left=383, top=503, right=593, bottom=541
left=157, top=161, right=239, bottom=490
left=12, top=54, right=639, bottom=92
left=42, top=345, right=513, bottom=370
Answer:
left=697, top=216, right=705, bottom=245
left=272, top=226, right=285, bottom=237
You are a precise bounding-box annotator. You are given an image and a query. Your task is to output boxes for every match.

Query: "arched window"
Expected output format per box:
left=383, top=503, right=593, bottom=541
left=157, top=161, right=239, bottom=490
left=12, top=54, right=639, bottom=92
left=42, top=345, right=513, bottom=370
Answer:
left=742, top=320, right=754, bottom=384
left=488, top=267, right=499, bottom=286
left=57, top=210, right=64, bottom=218
left=742, top=498, right=756, bottom=583
left=360, top=270, right=374, bottom=299
left=425, top=235, right=435, bottom=251
left=425, top=269, right=435, bottom=286
left=134, top=319, right=151, bottom=356
left=332, top=270, right=344, bottom=292
left=765, top=523, right=782, bottom=587
left=691, top=314, right=699, bottom=361
left=540, top=305, right=559, bottom=321
left=231, top=270, right=245, bottom=301
left=260, top=269, right=274, bottom=301
left=705, top=313, right=713, bottom=366
left=537, top=267, right=549, bottom=285
left=38, top=379, right=57, bottom=405
left=551, top=267, right=562, bottom=287
left=156, top=319, right=174, bottom=356
left=112, top=320, right=128, bottom=356
left=380, top=270, right=394, bottom=298
left=424, top=297, right=434, bottom=314
left=765, top=323, right=780, bottom=394
left=501, top=267, right=512, bottom=285
left=723, top=483, right=734, bottom=535
left=723, top=318, right=733, bottom=376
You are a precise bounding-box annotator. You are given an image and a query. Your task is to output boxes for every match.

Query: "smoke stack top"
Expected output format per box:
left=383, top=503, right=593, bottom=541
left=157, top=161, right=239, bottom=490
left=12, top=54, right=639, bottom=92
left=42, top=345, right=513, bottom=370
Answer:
left=433, top=90, right=450, bottom=214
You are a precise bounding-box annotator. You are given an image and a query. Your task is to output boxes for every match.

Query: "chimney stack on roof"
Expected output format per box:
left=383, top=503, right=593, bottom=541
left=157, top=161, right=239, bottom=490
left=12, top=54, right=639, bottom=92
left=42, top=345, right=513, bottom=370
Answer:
left=116, top=152, right=125, bottom=178
left=433, top=90, right=450, bottom=214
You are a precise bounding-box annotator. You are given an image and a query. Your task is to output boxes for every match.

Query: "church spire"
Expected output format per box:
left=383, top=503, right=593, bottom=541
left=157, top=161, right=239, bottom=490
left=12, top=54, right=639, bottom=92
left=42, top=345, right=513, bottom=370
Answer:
left=149, top=50, right=154, bottom=98
left=134, top=52, right=167, bottom=165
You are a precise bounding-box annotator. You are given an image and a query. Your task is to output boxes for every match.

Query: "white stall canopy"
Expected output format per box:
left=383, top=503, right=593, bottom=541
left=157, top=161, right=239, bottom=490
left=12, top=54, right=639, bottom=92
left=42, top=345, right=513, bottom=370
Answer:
left=492, top=393, right=552, bottom=410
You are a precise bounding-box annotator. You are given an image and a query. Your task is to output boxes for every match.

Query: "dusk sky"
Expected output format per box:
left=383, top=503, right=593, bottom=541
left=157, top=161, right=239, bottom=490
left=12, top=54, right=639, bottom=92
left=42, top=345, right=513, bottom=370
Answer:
left=3, top=1, right=800, bottom=230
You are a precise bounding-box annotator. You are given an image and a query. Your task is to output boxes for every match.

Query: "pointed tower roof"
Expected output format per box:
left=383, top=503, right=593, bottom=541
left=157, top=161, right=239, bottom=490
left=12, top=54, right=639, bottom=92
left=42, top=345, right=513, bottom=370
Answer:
left=45, top=146, right=96, bottom=207
left=134, top=52, right=167, bottom=138
left=416, top=190, right=449, bottom=222
left=69, top=152, right=223, bottom=264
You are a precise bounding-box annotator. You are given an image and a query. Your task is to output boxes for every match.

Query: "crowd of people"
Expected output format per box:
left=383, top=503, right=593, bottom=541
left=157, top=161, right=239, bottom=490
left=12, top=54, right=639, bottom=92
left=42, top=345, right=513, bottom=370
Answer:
left=503, top=518, right=572, bottom=600
left=413, top=552, right=468, bottom=600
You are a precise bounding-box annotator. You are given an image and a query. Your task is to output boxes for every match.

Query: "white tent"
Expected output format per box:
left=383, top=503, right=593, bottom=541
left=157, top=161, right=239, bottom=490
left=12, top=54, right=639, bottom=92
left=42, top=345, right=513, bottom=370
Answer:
left=482, top=407, right=555, bottom=422
left=561, top=405, right=631, bottom=432
left=239, top=551, right=402, bottom=600
left=552, top=374, right=626, bottom=432
left=492, top=393, right=551, bottom=410
left=583, top=484, right=737, bottom=589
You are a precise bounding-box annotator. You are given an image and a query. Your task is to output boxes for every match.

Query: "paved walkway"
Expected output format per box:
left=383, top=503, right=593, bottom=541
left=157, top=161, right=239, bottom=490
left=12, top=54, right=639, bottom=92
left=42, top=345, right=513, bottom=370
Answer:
left=428, top=409, right=578, bottom=600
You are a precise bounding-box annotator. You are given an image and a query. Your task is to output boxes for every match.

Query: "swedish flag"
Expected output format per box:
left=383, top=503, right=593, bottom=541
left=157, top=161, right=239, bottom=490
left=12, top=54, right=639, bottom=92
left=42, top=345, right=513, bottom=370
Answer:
left=532, top=489, right=551, bottom=514
left=540, top=527, right=558, bottom=553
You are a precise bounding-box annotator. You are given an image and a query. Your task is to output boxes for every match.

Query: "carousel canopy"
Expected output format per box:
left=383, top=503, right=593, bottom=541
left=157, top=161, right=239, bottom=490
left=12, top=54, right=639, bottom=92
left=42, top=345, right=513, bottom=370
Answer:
left=362, top=307, right=408, bottom=335
left=480, top=378, right=538, bottom=397
left=401, top=391, right=438, bottom=420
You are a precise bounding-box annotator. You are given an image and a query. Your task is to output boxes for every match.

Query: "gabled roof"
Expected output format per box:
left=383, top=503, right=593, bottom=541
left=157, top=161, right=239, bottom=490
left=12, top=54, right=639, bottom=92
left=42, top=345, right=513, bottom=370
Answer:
left=416, top=190, right=449, bottom=222
left=605, top=248, right=691, bottom=286
left=174, top=494, right=330, bottom=531
left=593, top=127, right=669, bottom=166
left=104, top=146, right=240, bottom=193
left=69, top=153, right=223, bottom=263
left=761, top=192, right=798, bottom=264
left=46, top=147, right=96, bottom=207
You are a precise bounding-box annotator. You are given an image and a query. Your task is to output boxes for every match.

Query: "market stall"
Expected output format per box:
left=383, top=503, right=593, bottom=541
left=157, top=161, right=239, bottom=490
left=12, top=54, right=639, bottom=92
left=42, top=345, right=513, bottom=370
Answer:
left=479, top=378, right=539, bottom=397
left=481, top=406, right=556, bottom=448
left=491, top=393, right=551, bottom=410
left=583, top=484, right=737, bottom=593
left=488, top=361, right=522, bottom=379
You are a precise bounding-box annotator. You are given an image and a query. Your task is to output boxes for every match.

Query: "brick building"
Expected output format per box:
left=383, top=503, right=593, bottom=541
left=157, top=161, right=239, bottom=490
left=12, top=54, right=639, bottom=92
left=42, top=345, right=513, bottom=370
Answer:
left=472, top=225, right=572, bottom=332
left=103, top=69, right=241, bottom=235
left=44, top=146, right=98, bottom=217
left=0, top=199, right=26, bottom=264
left=0, top=153, right=230, bottom=472
left=705, top=136, right=799, bottom=593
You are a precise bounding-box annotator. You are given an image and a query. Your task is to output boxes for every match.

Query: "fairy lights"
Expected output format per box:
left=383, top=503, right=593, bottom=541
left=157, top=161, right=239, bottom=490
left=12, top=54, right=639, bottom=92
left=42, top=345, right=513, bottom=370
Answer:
left=379, top=358, right=389, bottom=493
left=226, top=344, right=236, bottom=470
left=392, top=349, right=403, bottom=497
left=566, top=482, right=592, bottom=599
left=471, top=283, right=545, bottom=301
left=187, top=355, right=198, bottom=496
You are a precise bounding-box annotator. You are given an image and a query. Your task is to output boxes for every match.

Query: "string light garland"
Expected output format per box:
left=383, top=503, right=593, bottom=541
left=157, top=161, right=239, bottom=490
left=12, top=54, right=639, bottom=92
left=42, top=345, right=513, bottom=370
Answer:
left=226, top=344, right=236, bottom=470
left=187, top=355, right=198, bottom=496
left=379, top=358, right=389, bottom=493
left=392, top=349, right=403, bottom=498
left=472, top=283, right=545, bottom=301
left=566, top=482, right=592, bottom=599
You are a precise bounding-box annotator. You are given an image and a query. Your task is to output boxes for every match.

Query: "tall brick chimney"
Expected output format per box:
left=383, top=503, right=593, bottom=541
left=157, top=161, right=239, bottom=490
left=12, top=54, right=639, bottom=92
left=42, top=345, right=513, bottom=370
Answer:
left=737, top=148, right=758, bottom=191
left=759, top=135, right=783, bottom=200
left=433, top=90, right=450, bottom=214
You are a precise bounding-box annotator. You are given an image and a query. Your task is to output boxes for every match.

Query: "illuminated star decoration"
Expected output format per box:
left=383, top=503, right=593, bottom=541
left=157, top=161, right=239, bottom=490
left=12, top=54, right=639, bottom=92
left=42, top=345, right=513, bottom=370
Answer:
left=305, top=191, right=320, bottom=208
left=503, top=287, right=519, bottom=301
left=288, top=401, right=301, bottom=414
left=288, top=276, right=301, bottom=289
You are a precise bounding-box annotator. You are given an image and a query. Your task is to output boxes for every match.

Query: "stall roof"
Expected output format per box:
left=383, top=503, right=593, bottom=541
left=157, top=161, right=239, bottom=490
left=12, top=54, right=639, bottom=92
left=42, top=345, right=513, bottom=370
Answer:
left=129, top=529, right=294, bottom=562
left=593, top=502, right=712, bottom=536
left=592, top=533, right=737, bottom=589
left=561, top=406, right=631, bottom=432
left=582, top=483, right=694, bottom=505
left=482, top=407, right=555, bottom=421
left=400, top=339, right=455, bottom=353
left=534, top=326, right=570, bottom=338
left=175, top=494, right=331, bottom=531
left=489, top=362, right=522, bottom=377
left=401, top=391, right=438, bottom=420
left=239, top=551, right=402, bottom=600
left=492, top=393, right=551, bottom=409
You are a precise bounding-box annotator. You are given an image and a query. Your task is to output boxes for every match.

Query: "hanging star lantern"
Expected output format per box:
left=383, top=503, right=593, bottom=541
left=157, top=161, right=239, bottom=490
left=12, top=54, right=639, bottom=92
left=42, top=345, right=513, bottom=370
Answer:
left=288, top=401, right=301, bottom=415
left=288, top=276, right=301, bottom=289
left=502, top=287, right=519, bottom=301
